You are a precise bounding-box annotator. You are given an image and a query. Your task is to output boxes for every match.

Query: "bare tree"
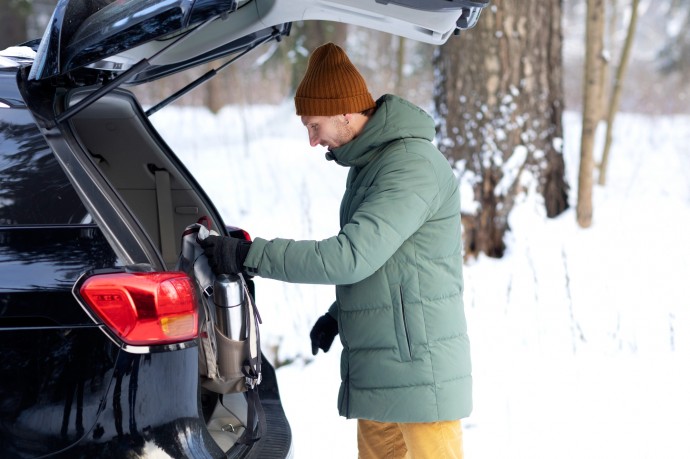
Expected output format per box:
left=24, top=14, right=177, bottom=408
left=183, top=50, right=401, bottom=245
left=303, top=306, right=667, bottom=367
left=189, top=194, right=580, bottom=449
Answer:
left=657, top=0, right=690, bottom=75
left=598, top=0, right=640, bottom=185
left=205, top=62, right=226, bottom=114
left=0, top=0, right=30, bottom=48
left=577, top=0, right=606, bottom=228
left=394, top=36, right=406, bottom=94
left=434, top=1, right=569, bottom=259
left=285, top=21, right=348, bottom=94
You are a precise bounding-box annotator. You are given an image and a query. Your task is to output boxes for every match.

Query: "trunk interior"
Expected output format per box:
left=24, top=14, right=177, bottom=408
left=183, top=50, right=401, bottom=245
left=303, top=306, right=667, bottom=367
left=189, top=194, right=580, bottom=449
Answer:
left=67, top=89, right=216, bottom=268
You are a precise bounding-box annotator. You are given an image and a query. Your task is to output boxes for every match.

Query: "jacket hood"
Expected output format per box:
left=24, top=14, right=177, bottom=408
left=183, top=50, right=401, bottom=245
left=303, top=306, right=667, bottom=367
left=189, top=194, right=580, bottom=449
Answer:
left=325, top=94, right=436, bottom=168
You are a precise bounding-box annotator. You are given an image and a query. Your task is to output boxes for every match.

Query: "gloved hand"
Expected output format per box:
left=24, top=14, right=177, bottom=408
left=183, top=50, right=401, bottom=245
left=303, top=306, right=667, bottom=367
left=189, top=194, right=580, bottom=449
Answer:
left=309, top=313, right=339, bottom=355
left=199, top=235, right=252, bottom=275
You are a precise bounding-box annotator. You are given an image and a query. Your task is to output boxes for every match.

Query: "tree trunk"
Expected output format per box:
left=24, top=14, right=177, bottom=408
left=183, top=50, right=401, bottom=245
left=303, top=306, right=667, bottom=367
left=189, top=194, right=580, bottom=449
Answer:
left=0, top=0, right=29, bottom=48
left=577, top=0, right=606, bottom=228
left=434, top=0, right=569, bottom=259
left=205, top=62, right=226, bottom=114
left=598, top=0, right=640, bottom=186
left=287, top=21, right=348, bottom=94
left=394, top=37, right=406, bottom=94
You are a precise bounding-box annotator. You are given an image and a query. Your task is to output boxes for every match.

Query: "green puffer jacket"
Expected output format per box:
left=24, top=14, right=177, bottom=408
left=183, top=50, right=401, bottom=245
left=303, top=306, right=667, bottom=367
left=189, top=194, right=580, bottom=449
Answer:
left=244, top=94, right=472, bottom=422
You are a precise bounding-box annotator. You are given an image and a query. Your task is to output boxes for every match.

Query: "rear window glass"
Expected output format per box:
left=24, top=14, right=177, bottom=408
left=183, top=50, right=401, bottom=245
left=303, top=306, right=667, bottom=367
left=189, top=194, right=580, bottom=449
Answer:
left=0, top=108, right=89, bottom=225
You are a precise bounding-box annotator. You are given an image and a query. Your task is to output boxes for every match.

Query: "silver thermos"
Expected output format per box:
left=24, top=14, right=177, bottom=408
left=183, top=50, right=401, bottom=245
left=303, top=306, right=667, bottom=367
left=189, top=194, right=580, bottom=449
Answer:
left=213, top=274, right=247, bottom=340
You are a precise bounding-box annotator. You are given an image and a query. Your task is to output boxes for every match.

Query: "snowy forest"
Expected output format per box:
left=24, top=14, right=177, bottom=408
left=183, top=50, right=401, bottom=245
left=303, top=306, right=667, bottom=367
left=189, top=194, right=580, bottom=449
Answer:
left=2, top=1, right=689, bottom=253
left=3, top=1, right=690, bottom=457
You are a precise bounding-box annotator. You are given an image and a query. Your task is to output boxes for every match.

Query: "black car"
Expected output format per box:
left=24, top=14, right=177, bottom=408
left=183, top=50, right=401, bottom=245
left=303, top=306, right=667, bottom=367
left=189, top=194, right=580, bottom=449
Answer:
left=0, top=0, right=487, bottom=457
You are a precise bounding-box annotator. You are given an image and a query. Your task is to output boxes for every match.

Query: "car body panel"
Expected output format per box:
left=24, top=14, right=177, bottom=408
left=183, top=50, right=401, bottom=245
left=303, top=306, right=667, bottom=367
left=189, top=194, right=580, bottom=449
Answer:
left=0, top=331, right=223, bottom=458
left=0, top=226, right=118, bottom=324
left=0, top=327, right=118, bottom=457
left=0, top=105, right=88, bottom=226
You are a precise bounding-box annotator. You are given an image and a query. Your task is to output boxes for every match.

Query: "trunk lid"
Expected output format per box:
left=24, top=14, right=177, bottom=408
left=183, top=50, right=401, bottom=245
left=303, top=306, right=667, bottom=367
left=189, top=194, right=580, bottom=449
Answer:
left=29, top=0, right=488, bottom=85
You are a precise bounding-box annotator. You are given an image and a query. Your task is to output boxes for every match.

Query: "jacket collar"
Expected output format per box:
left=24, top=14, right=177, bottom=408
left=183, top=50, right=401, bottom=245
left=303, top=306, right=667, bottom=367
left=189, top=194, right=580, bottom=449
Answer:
left=324, top=94, right=434, bottom=168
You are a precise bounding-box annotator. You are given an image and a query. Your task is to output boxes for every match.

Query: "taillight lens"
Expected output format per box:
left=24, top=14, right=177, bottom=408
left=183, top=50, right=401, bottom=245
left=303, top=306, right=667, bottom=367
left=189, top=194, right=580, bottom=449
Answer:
left=79, top=272, right=198, bottom=346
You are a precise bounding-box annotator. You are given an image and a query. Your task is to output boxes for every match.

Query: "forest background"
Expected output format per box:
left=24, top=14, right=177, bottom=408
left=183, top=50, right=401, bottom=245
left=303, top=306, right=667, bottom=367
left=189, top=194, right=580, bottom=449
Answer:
left=4, top=1, right=685, bottom=113
left=3, top=0, right=688, bottom=258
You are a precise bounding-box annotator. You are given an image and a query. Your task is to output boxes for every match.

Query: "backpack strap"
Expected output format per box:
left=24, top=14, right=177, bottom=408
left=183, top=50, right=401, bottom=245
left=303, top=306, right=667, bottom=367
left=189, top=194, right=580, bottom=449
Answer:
left=240, top=274, right=262, bottom=389
left=237, top=274, right=265, bottom=443
left=237, top=384, right=266, bottom=444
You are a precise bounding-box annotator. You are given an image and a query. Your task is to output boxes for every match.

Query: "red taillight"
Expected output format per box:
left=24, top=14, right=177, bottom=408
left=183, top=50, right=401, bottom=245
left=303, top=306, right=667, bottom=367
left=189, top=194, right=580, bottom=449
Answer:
left=79, top=272, right=198, bottom=346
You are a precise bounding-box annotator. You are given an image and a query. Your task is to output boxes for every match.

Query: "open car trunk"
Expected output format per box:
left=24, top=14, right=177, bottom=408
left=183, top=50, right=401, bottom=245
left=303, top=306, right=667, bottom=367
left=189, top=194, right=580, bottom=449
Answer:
left=62, top=87, right=291, bottom=456
left=66, top=88, right=217, bottom=268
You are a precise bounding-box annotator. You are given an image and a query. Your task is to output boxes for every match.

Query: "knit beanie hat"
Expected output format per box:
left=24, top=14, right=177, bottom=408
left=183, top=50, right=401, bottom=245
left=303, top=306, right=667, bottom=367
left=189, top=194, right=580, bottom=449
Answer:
left=295, top=43, right=376, bottom=116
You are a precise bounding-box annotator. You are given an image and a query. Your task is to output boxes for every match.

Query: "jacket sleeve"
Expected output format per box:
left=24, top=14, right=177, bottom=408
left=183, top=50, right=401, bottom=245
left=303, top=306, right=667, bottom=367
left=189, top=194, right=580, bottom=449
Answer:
left=243, top=143, right=442, bottom=285
left=327, top=300, right=338, bottom=321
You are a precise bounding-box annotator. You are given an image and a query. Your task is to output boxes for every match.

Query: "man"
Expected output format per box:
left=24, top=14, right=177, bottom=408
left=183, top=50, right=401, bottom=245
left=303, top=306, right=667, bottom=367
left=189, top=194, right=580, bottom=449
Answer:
left=201, top=42, right=472, bottom=458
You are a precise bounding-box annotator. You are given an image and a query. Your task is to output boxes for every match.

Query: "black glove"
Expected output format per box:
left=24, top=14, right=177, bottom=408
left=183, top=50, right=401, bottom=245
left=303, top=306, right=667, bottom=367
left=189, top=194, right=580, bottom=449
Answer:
left=199, top=235, right=252, bottom=275
left=309, top=313, right=339, bottom=356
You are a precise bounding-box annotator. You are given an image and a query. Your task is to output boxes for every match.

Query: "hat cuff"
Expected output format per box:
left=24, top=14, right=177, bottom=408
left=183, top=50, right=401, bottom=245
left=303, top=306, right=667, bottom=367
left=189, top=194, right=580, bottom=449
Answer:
left=295, top=93, right=376, bottom=116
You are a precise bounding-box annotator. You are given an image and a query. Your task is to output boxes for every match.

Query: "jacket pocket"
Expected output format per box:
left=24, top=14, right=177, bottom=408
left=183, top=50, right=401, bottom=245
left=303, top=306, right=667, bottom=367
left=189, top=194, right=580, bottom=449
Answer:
left=391, top=284, right=412, bottom=362
left=338, top=356, right=350, bottom=418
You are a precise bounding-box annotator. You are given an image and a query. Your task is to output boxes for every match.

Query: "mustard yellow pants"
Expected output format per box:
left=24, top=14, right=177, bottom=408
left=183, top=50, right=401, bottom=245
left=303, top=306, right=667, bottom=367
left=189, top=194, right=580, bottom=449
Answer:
left=357, top=419, right=464, bottom=459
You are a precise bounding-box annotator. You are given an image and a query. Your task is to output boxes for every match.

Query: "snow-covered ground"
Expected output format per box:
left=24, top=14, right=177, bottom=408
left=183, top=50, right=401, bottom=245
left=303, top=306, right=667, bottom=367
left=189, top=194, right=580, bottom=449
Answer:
left=151, top=104, right=690, bottom=458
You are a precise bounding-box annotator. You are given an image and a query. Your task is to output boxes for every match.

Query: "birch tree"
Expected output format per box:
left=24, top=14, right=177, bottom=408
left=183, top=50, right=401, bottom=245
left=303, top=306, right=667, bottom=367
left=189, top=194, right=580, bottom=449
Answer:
left=577, top=0, right=606, bottom=228
left=598, top=0, right=640, bottom=185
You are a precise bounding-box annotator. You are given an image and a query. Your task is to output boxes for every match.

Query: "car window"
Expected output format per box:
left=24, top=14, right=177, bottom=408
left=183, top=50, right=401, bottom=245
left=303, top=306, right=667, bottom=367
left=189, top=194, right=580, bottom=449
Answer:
left=0, top=108, right=90, bottom=225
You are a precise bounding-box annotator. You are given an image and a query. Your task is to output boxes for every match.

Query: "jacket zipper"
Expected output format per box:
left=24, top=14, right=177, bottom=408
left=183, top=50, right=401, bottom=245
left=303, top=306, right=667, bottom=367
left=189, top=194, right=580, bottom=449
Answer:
left=345, top=374, right=350, bottom=418
left=338, top=311, right=351, bottom=418
left=400, top=286, right=412, bottom=358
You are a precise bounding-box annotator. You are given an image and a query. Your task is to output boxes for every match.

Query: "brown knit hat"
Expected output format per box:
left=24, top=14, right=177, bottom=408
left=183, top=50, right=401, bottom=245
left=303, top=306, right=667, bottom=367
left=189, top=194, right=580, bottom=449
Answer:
left=294, top=43, right=376, bottom=116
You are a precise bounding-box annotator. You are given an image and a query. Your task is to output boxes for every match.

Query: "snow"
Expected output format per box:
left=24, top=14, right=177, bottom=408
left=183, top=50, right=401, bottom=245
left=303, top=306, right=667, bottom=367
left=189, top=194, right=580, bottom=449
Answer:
left=150, top=104, right=690, bottom=458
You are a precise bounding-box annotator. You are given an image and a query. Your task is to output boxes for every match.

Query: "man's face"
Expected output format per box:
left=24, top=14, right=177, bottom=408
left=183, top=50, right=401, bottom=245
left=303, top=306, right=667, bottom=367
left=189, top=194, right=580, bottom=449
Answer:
left=301, top=115, right=354, bottom=150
